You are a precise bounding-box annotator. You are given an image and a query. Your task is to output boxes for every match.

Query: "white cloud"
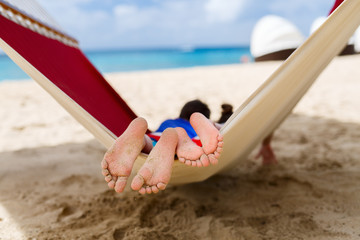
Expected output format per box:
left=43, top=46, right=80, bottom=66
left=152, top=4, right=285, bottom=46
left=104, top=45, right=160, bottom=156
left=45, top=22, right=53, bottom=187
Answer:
left=113, top=1, right=207, bottom=31
left=37, top=0, right=111, bottom=47
left=31, top=0, right=255, bottom=48
left=114, top=5, right=137, bottom=17
left=205, top=0, right=246, bottom=23
left=32, top=0, right=335, bottom=49
left=113, top=5, right=156, bottom=32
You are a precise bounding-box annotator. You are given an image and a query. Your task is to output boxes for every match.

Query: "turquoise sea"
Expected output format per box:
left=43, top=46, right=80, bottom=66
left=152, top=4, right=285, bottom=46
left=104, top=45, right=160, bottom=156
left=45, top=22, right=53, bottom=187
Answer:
left=0, top=46, right=251, bottom=82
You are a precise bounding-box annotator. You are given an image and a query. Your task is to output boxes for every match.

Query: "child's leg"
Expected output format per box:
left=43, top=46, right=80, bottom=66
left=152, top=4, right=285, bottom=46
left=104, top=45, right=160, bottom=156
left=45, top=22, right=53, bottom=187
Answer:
left=101, top=117, right=152, bottom=193
left=131, top=128, right=178, bottom=194
left=190, top=113, right=223, bottom=165
left=255, top=133, right=277, bottom=165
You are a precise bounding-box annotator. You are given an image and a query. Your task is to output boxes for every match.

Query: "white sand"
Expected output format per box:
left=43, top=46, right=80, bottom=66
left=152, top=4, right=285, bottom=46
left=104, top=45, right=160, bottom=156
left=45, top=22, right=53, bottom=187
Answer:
left=1, top=55, right=360, bottom=239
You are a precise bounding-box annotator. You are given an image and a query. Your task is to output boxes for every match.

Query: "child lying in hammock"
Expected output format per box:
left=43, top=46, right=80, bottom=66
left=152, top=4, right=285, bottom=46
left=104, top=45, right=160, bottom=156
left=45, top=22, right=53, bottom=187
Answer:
left=101, top=100, right=223, bottom=195
left=101, top=100, right=276, bottom=195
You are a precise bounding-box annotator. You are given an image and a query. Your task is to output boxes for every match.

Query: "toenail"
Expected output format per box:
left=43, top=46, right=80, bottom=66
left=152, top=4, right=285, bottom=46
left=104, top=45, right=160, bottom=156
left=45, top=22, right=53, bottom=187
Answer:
left=157, top=182, right=166, bottom=190
left=102, top=169, right=109, bottom=176
left=105, top=175, right=112, bottom=182
left=152, top=186, right=159, bottom=193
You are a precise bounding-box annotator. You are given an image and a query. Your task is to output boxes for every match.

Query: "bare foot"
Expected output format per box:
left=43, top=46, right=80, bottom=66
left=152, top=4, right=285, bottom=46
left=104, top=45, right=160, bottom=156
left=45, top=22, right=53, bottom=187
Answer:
left=175, top=127, right=209, bottom=167
left=131, top=128, right=177, bottom=194
left=256, top=143, right=277, bottom=165
left=255, top=133, right=277, bottom=165
left=101, top=117, right=148, bottom=193
left=190, top=112, right=223, bottom=165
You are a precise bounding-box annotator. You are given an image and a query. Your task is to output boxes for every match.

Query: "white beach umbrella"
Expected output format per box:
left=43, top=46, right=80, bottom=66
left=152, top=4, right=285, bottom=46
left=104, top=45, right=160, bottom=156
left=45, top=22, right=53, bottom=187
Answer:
left=354, top=26, right=360, bottom=53
left=250, top=15, right=304, bottom=58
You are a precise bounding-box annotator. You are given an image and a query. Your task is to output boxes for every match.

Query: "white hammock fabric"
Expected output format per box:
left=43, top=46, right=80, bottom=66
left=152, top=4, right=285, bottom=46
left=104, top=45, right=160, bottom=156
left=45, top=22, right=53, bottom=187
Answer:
left=0, top=0, right=360, bottom=186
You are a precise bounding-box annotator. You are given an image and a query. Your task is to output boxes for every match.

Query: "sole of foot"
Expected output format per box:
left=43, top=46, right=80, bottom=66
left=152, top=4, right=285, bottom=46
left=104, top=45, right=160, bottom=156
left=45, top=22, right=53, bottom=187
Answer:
left=131, top=128, right=177, bottom=194
left=101, top=117, right=148, bottom=193
left=190, top=112, right=224, bottom=165
left=175, top=127, right=208, bottom=167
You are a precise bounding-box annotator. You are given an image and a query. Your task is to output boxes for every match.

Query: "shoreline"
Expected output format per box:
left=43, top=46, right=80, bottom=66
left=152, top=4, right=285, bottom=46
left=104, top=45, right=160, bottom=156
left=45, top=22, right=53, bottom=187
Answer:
left=0, top=62, right=249, bottom=83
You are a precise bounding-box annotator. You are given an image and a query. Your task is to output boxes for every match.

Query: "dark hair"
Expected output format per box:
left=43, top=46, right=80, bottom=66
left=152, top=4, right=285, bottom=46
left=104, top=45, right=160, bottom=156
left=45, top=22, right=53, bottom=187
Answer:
left=217, top=103, right=233, bottom=123
left=179, top=99, right=210, bottom=121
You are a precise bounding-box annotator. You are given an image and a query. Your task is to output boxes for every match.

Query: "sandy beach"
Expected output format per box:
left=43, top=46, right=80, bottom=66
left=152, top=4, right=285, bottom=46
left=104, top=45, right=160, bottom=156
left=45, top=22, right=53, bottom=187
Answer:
left=1, top=54, right=360, bottom=239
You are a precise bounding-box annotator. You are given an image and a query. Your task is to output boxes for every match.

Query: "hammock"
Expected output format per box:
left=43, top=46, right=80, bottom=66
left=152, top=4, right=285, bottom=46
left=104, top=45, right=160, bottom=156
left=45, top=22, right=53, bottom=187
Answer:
left=1, top=0, right=359, bottom=185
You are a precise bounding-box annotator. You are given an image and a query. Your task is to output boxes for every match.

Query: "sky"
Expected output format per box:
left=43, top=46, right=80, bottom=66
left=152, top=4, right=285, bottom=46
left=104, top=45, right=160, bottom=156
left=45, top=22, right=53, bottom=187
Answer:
left=26, top=0, right=336, bottom=50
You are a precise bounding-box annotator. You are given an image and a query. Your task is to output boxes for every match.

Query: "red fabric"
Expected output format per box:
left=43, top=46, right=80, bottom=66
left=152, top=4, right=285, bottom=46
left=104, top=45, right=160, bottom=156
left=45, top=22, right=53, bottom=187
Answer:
left=0, top=15, right=137, bottom=137
left=190, top=138, right=202, bottom=147
left=329, top=0, right=344, bottom=15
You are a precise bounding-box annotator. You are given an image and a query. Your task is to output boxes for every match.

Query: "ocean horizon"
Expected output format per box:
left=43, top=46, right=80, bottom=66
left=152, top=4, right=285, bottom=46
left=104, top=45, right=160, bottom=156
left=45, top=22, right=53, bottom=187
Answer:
left=0, top=46, right=251, bottom=82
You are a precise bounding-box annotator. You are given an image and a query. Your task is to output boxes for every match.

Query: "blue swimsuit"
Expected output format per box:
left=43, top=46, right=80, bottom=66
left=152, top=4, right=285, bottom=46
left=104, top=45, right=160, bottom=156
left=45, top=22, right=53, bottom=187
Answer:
left=147, top=118, right=200, bottom=146
left=155, top=118, right=197, bottom=138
